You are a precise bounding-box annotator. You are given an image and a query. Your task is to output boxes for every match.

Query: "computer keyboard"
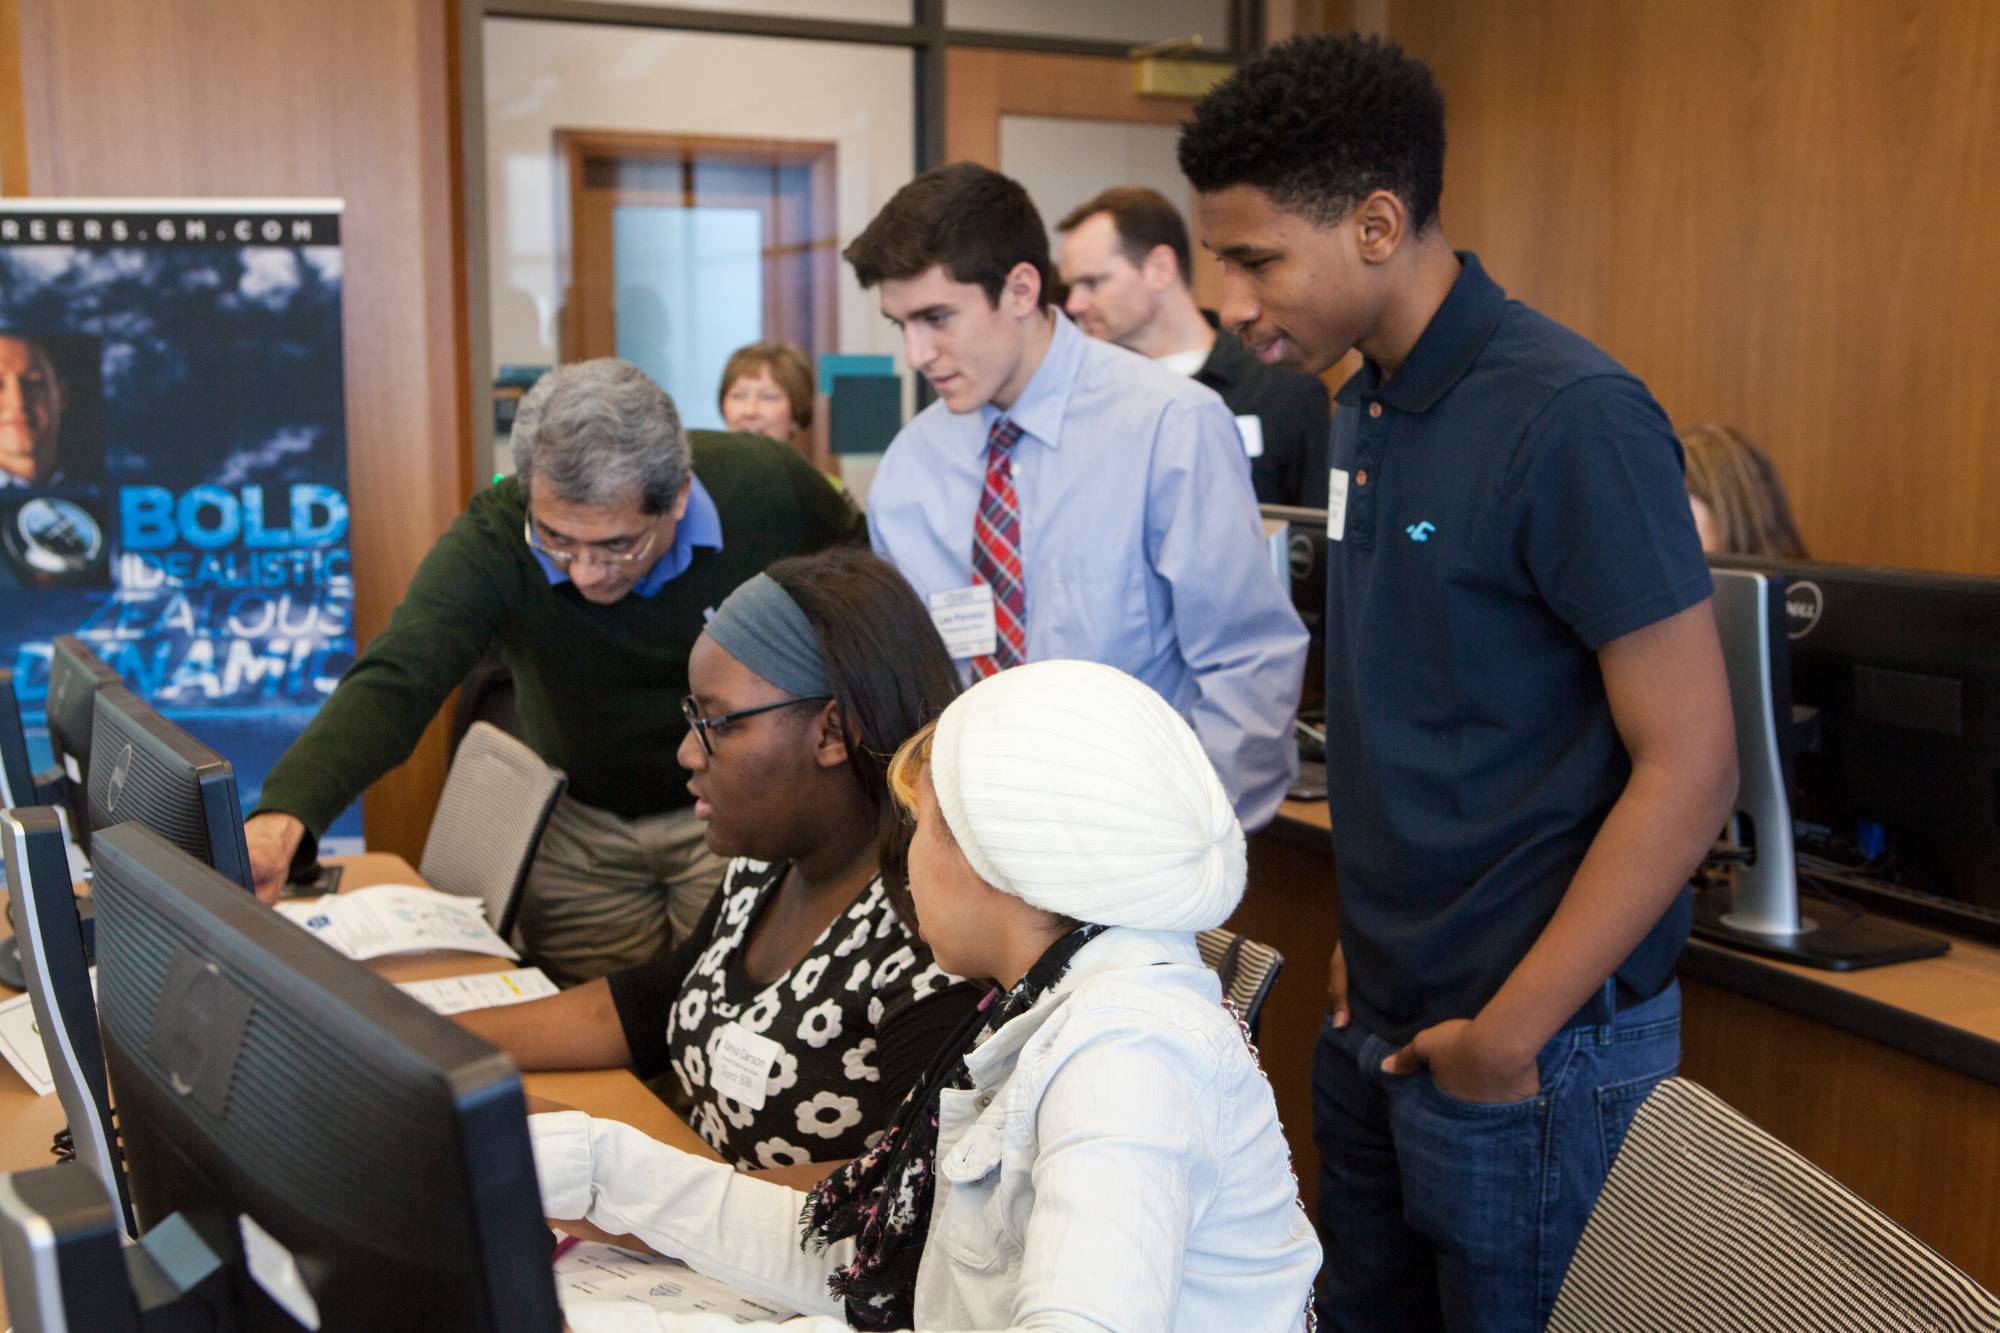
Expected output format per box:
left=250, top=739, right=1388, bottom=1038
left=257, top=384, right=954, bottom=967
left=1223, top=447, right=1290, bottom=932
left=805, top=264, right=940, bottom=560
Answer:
left=1802, top=868, right=2000, bottom=949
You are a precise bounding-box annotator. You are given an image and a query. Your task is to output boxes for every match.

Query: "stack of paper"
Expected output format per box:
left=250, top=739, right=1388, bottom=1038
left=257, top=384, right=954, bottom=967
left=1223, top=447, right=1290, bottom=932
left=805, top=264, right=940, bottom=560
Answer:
left=0, top=968, right=97, bottom=1096
left=396, top=968, right=558, bottom=1015
left=273, top=884, right=519, bottom=962
left=0, top=989, right=56, bottom=1096
left=556, top=1241, right=798, bottom=1327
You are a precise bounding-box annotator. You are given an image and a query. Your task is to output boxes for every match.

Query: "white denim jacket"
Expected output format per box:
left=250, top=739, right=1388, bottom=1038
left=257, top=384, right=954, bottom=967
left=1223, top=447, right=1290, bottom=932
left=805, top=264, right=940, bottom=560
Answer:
left=534, top=928, right=1321, bottom=1332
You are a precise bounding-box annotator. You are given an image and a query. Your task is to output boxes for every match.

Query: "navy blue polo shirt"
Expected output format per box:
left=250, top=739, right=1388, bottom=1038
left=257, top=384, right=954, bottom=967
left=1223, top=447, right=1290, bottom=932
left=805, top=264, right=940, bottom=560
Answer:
left=1325, top=253, right=1711, bottom=1046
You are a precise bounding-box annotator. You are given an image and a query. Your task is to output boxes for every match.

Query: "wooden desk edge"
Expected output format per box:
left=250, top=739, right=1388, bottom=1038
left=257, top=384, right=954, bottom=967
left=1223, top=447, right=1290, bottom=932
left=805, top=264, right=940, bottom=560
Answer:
left=1678, top=941, right=2000, bottom=1087
left=1262, top=809, right=2000, bottom=1087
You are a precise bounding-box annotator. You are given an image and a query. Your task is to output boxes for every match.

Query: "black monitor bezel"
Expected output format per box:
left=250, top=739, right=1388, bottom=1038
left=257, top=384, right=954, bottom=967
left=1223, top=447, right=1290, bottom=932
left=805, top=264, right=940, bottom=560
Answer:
left=85, top=684, right=253, bottom=893
left=88, top=822, right=562, bottom=1332
left=0, top=668, right=38, bottom=809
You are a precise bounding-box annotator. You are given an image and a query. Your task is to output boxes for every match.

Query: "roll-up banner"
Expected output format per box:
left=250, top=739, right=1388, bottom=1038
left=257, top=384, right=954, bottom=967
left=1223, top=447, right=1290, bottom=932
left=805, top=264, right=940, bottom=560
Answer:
left=0, top=200, right=362, bottom=850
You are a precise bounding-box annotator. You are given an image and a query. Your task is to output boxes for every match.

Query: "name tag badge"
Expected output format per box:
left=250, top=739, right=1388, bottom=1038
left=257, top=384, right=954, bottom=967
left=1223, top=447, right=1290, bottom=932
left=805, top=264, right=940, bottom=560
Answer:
left=1327, top=468, right=1350, bottom=542
left=1234, top=414, right=1265, bottom=459
left=709, top=1021, right=784, bottom=1110
left=928, top=584, right=998, bottom=660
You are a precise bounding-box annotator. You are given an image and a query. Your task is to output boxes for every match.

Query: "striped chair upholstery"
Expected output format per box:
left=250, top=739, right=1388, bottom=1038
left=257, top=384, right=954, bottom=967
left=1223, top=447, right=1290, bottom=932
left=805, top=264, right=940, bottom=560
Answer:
left=1550, top=1077, right=2000, bottom=1332
left=1195, top=927, right=1284, bottom=1041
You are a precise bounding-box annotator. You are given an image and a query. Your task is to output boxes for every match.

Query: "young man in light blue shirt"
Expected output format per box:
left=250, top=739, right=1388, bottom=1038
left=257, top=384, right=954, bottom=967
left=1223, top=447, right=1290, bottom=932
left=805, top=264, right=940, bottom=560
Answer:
left=847, top=163, right=1307, bottom=830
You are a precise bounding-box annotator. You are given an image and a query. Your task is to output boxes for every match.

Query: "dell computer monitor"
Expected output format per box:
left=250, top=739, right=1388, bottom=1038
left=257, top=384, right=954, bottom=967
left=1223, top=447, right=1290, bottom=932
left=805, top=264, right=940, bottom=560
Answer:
left=1711, top=555, right=2000, bottom=941
left=0, top=668, right=39, bottom=810
left=43, top=635, right=122, bottom=848
left=45, top=635, right=122, bottom=785
left=0, top=804, right=132, bottom=1237
left=1260, top=503, right=1329, bottom=721
left=1697, top=567, right=1944, bottom=968
left=85, top=684, right=253, bottom=892
left=85, top=821, right=562, bottom=1331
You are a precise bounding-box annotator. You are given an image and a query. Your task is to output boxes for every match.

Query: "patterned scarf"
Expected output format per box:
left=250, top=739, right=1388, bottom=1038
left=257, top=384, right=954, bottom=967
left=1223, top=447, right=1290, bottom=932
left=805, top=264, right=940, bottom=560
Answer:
left=799, top=924, right=1107, bottom=1329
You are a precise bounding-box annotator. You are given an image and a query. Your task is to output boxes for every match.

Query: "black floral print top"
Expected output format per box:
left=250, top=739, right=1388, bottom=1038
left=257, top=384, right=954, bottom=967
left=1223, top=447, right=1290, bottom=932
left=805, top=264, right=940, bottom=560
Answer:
left=607, top=858, right=981, bottom=1169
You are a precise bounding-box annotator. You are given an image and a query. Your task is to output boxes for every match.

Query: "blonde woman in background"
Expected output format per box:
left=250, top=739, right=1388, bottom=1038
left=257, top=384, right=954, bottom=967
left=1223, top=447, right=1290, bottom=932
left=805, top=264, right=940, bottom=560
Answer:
left=1678, top=422, right=1808, bottom=558
left=720, top=341, right=823, bottom=463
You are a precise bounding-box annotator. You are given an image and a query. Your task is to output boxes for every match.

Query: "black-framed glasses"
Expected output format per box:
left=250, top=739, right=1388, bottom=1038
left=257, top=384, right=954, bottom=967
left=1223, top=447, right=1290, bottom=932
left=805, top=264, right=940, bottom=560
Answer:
left=681, top=693, right=832, bottom=758
left=523, top=512, right=661, bottom=570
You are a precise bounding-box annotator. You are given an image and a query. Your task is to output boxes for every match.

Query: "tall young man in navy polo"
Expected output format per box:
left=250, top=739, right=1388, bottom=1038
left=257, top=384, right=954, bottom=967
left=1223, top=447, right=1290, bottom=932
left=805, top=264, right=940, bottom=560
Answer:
left=1182, top=35, right=1737, bottom=1331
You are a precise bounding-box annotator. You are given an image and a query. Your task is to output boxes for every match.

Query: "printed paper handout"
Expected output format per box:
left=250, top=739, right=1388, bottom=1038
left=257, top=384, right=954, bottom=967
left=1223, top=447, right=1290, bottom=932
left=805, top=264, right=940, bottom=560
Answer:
left=556, top=1240, right=799, bottom=1327
left=274, top=885, right=518, bottom=962
left=396, top=968, right=558, bottom=1015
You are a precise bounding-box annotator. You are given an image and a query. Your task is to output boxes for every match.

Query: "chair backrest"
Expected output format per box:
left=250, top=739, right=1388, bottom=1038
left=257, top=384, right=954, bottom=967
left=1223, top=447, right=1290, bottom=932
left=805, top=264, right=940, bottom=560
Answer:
left=1195, top=926, right=1284, bottom=1040
left=1, top=806, right=133, bottom=1236
left=1550, top=1076, right=2000, bottom=1332
left=418, top=722, right=565, bottom=939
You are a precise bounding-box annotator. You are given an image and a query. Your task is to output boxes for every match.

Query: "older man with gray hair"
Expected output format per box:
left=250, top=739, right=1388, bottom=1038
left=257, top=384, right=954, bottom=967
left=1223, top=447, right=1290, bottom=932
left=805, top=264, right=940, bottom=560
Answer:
left=245, top=359, right=859, bottom=982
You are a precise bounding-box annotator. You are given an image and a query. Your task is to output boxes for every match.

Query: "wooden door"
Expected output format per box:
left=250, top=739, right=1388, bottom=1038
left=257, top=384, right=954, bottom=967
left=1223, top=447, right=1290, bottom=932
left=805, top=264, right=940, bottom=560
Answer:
left=554, top=129, right=837, bottom=384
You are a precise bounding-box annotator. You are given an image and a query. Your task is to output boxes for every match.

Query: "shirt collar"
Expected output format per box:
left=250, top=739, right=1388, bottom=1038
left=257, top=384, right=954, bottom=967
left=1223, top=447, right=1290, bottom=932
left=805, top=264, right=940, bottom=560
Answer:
left=1334, top=251, right=1506, bottom=415
left=959, top=929, right=1204, bottom=1087
left=1196, top=311, right=1249, bottom=389
left=527, top=473, right=724, bottom=598
left=980, top=308, right=1084, bottom=450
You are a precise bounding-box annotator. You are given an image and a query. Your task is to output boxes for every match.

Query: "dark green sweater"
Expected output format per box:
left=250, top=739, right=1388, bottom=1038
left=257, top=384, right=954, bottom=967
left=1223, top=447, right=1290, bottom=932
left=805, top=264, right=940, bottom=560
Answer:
left=255, top=432, right=860, bottom=846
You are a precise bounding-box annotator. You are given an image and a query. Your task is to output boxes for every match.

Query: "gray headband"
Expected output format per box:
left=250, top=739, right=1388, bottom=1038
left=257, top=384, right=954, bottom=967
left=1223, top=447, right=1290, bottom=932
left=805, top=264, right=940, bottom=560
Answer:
left=704, top=572, right=830, bottom=698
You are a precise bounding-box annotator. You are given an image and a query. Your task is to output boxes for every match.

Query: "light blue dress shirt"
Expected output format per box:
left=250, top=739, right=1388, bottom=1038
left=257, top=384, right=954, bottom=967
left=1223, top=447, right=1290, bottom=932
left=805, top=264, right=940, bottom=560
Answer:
left=867, top=311, right=1307, bottom=829
left=527, top=474, right=724, bottom=598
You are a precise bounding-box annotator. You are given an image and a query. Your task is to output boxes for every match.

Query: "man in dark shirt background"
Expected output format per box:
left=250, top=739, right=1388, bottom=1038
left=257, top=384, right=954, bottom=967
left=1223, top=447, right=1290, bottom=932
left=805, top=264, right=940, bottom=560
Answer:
left=1183, top=34, right=1737, bottom=1332
left=1056, top=186, right=1331, bottom=507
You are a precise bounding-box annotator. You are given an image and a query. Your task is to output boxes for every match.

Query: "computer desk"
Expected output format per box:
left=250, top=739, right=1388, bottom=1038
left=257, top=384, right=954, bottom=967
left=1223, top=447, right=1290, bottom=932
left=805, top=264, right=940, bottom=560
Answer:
left=0, top=852, right=735, bottom=1320
left=1246, top=798, right=2000, bottom=1292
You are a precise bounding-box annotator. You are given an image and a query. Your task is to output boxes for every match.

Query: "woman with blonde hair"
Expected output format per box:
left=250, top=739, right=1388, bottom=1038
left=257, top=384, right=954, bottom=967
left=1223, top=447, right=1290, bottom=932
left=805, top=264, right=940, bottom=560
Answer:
left=721, top=341, right=815, bottom=448
left=1678, top=422, right=1807, bottom=559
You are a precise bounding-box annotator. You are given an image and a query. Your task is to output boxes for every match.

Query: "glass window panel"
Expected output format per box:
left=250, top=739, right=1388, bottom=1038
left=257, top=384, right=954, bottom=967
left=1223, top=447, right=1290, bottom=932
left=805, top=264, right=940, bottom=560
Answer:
left=947, top=0, right=1230, bottom=50
left=482, top=17, right=914, bottom=482
left=614, top=0, right=910, bottom=23
left=613, top=206, right=764, bottom=431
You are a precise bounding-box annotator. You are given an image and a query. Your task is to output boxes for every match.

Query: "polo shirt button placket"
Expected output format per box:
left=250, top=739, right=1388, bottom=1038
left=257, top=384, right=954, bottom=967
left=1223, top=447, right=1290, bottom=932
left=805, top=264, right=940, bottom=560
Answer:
left=1349, top=401, right=1384, bottom=548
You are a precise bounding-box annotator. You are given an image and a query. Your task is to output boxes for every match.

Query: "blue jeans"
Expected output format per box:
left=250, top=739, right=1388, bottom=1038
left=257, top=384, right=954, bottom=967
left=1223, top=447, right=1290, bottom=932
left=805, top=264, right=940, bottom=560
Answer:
left=1312, top=981, right=1682, bottom=1332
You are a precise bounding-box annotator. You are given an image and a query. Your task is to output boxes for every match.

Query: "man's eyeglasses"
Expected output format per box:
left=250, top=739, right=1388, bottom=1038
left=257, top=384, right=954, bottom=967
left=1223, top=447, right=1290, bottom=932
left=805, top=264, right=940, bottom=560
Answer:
left=524, top=513, right=659, bottom=570
left=681, top=694, right=833, bottom=757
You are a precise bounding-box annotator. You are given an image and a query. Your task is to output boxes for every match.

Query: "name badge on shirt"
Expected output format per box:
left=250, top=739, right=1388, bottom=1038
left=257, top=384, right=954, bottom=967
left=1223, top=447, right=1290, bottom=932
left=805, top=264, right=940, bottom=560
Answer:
left=928, top=584, right=998, bottom=659
left=1234, top=414, right=1266, bottom=459
left=1327, top=468, right=1350, bottom=542
left=709, top=1022, right=784, bottom=1110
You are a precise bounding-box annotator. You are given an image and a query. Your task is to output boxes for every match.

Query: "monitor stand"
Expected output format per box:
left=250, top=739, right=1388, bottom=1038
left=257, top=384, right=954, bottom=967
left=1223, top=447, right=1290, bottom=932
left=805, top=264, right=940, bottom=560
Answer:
left=1693, top=879, right=1949, bottom=971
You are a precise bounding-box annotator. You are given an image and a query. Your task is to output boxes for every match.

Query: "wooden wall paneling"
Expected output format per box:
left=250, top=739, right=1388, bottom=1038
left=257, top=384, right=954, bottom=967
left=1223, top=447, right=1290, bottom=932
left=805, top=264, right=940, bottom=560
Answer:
left=1238, top=829, right=1342, bottom=1217
left=0, top=0, right=27, bottom=196
left=1681, top=979, right=2000, bottom=1289
left=14, top=0, right=470, bottom=864
left=1385, top=0, right=2000, bottom=575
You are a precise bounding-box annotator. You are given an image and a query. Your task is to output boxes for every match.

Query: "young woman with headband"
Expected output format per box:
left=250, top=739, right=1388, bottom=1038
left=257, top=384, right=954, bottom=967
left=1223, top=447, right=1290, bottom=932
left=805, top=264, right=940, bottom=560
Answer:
left=463, top=548, right=979, bottom=1170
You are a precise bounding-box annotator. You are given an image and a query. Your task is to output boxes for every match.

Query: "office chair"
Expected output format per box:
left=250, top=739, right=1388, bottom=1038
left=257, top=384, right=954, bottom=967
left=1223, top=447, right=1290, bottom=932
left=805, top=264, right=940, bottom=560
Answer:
left=1196, top=926, right=1284, bottom=1042
left=1549, top=1076, right=2000, bottom=1332
left=1, top=806, right=133, bottom=1237
left=449, top=645, right=523, bottom=757
left=419, top=722, right=565, bottom=940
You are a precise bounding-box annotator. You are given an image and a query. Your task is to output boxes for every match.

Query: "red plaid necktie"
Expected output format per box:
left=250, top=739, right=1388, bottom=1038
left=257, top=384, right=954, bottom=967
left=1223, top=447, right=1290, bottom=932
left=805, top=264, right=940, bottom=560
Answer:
left=970, top=418, right=1026, bottom=679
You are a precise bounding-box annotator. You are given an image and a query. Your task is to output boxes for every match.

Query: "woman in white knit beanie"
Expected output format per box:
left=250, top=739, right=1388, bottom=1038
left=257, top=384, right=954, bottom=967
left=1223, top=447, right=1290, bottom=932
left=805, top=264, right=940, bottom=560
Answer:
left=535, top=661, right=1321, bottom=1333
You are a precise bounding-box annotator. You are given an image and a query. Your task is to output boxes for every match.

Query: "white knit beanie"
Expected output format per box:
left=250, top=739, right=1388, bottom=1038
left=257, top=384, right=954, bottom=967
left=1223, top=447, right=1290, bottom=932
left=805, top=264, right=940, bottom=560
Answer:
left=928, top=660, right=1246, bottom=932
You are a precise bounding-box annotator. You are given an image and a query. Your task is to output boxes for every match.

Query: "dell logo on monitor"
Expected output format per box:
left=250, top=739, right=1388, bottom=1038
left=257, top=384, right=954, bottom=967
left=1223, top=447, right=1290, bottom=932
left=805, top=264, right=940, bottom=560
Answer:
left=1785, top=581, right=1824, bottom=639
left=104, top=741, right=135, bottom=815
